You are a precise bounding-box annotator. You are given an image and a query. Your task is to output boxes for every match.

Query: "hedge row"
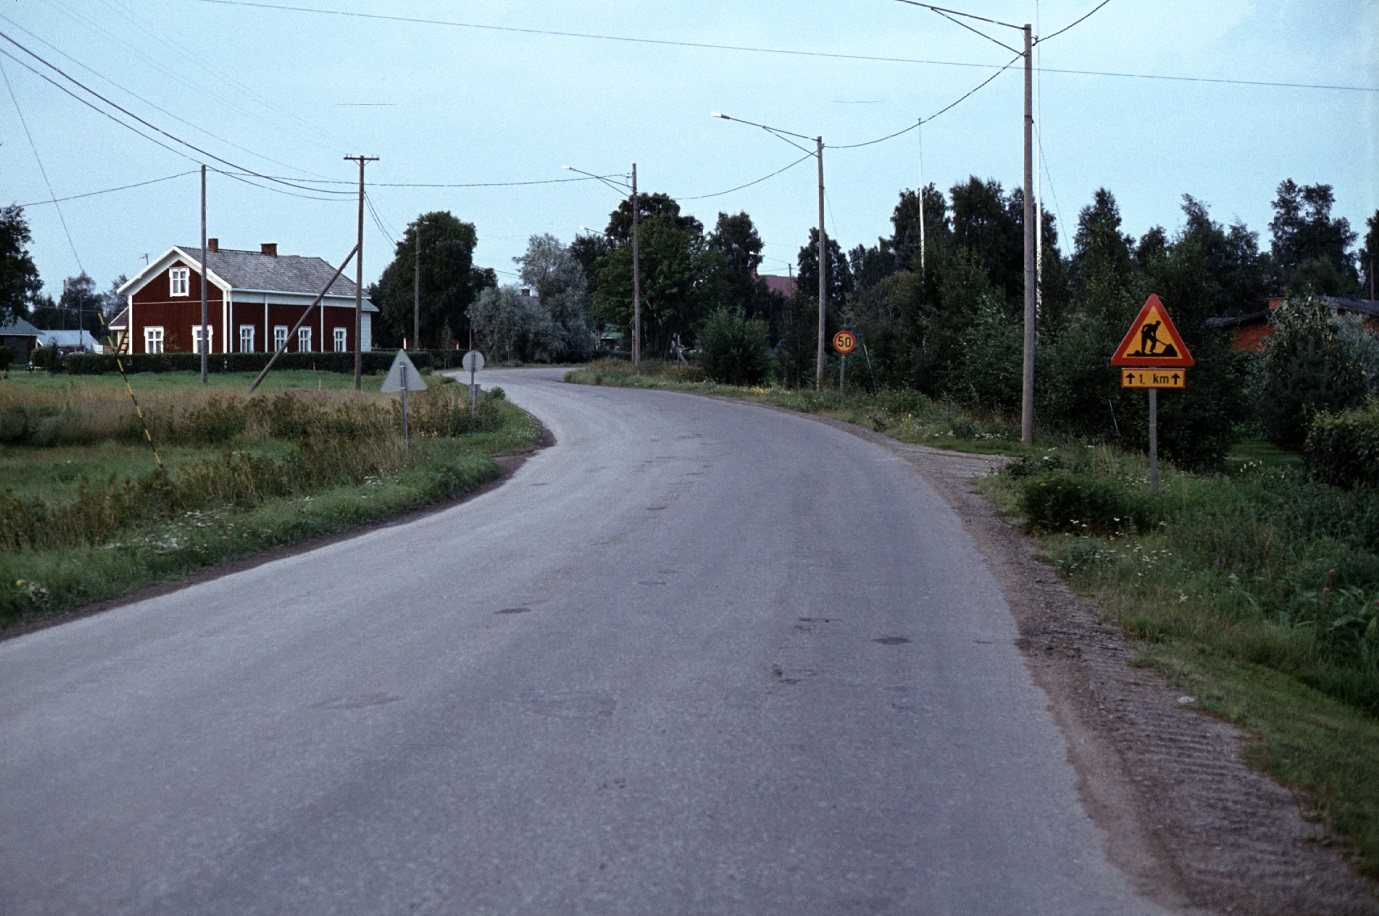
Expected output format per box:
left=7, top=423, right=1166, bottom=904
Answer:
left=59, top=349, right=464, bottom=376
left=1306, top=402, right=1379, bottom=489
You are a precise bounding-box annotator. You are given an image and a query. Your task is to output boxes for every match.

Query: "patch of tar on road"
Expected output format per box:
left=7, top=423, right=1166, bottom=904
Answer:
left=311, top=693, right=403, bottom=710
left=872, top=636, right=912, bottom=646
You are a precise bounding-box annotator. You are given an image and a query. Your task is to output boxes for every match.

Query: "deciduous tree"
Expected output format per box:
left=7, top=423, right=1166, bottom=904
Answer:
left=371, top=211, right=495, bottom=348
left=515, top=234, right=593, bottom=361
left=0, top=205, right=42, bottom=325
left=1269, top=179, right=1358, bottom=294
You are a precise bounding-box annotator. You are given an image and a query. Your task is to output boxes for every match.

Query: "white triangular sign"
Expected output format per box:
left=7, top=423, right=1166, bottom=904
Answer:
left=380, top=349, right=428, bottom=393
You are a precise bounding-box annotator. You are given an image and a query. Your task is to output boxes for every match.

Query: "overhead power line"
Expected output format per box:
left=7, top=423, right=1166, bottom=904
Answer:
left=194, top=0, right=1376, bottom=94
left=18, top=170, right=199, bottom=208
left=0, top=29, right=354, bottom=197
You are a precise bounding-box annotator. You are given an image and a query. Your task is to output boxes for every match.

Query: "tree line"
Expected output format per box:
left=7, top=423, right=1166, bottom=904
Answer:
left=6, top=178, right=1379, bottom=468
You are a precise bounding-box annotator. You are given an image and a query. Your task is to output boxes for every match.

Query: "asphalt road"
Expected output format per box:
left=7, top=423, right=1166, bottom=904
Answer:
left=0, top=368, right=1167, bottom=915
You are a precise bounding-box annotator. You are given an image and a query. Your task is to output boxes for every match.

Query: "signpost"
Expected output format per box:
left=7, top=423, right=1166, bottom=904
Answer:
left=461, top=349, right=485, bottom=413
left=380, top=349, right=428, bottom=450
left=1111, top=295, right=1192, bottom=492
left=833, top=330, right=856, bottom=392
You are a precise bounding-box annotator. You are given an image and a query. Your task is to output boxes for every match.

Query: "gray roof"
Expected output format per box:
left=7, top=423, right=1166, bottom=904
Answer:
left=1208, top=296, right=1379, bottom=329
left=177, top=246, right=363, bottom=299
left=0, top=317, right=42, bottom=337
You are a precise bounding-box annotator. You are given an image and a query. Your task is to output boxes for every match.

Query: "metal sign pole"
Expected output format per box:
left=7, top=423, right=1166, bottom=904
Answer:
left=839, top=353, right=846, bottom=393
left=401, top=363, right=409, bottom=451
left=1148, top=389, right=1158, bottom=493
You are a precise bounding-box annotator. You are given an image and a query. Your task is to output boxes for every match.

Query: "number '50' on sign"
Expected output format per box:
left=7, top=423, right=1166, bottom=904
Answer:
left=833, top=331, right=856, bottom=355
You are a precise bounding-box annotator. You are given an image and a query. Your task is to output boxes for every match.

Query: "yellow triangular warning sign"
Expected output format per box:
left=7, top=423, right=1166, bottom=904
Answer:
left=1110, top=294, right=1194, bottom=368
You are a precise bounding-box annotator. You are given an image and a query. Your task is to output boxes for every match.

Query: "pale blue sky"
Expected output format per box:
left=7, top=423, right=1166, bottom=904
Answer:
left=3, top=1, right=1376, bottom=301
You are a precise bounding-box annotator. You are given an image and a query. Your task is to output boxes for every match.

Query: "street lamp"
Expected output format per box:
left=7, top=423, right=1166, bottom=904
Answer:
left=893, top=1, right=1037, bottom=444
left=564, top=164, right=642, bottom=373
left=713, top=112, right=827, bottom=392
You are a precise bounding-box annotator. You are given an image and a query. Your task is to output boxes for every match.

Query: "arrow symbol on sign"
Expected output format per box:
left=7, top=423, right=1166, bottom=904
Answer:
left=1126, top=372, right=1135, bottom=384
left=1172, top=373, right=1180, bottom=383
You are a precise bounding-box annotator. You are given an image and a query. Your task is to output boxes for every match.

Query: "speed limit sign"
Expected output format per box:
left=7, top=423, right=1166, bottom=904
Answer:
left=832, top=330, right=857, bottom=355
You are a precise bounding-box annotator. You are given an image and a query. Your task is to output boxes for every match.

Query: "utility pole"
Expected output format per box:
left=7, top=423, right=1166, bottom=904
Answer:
left=917, top=119, right=926, bottom=274
left=1020, top=23, right=1036, bottom=445
left=816, top=136, right=826, bottom=392
left=200, top=164, right=208, bottom=384
left=413, top=225, right=420, bottom=350
left=631, top=163, right=641, bottom=373
left=345, top=155, right=378, bottom=391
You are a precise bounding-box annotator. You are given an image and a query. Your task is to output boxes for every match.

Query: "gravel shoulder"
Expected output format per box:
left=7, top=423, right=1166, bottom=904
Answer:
left=817, top=415, right=1378, bottom=915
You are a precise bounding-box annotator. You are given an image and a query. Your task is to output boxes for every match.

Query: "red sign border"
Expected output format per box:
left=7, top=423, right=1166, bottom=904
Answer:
left=832, top=330, right=857, bottom=355
left=1110, top=294, right=1194, bottom=368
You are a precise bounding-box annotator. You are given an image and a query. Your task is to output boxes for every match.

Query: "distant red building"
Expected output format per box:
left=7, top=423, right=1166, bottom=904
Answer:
left=1207, top=296, right=1379, bottom=352
left=111, top=240, right=377, bottom=355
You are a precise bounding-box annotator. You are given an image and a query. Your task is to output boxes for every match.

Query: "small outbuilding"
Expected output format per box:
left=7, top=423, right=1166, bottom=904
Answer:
left=0, top=316, right=41, bottom=364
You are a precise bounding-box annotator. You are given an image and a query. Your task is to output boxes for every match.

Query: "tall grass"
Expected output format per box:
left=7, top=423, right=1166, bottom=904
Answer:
left=0, top=375, right=534, bottom=628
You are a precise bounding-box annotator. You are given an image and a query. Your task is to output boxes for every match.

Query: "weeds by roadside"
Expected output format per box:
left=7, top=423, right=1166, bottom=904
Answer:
left=0, top=374, right=535, bottom=630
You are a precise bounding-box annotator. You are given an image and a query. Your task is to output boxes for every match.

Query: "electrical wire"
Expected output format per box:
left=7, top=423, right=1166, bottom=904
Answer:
left=0, top=45, right=198, bottom=165
left=0, top=11, right=337, bottom=182
left=18, top=170, right=198, bottom=208
left=0, top=30, right=354, bottom=197
left=364, top=193, right=399, bottom=246
left=680, top=152, right=815, bottom=201
left=2, top=56, right=85, bottom=274
left=197, top=0, right=1019, bottom=74
left=1038, top=0, right=1112, bottom=45
left=81, top=0, right=350, bottom=156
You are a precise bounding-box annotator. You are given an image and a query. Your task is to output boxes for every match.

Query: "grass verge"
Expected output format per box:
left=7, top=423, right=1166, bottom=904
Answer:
left=566, top=359, right=1033, bottom=455
left=1, top=372, right=537, bottom=632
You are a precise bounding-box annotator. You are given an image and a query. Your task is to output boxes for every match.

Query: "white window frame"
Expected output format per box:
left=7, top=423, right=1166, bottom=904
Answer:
left=144, top=326, right=165, bottom=354
left=169, top=267, right=189, bottom=297
left=239, top=325, right=255, bottom=353
left=333, top=327, right=348, bottom=353
left=273, top=325, right=289, bottom=352
left=297, top=327, right=312, bottom=353
left=192, top=324, right=214, bottom=355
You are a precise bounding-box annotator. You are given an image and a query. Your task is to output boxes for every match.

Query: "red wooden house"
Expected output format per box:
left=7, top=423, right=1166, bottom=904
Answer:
left=110, top=240, right=376, bottom=355
left=1207, top=296, right=1379, bottom=352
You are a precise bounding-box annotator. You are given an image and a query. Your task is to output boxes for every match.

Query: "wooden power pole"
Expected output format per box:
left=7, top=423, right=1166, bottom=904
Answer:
left=1021, top=23, right=1036, bottom=445
left=345, top=155, right=378, bottom=390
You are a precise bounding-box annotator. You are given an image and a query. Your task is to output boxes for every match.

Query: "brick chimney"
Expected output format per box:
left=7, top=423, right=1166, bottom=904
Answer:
left=261, top=243, right=278, bottom=257
left=208, top=238, right=219, bottom=252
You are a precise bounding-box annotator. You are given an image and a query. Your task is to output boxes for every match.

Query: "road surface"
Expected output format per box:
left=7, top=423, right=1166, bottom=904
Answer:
left=0, top=368, right=1167, bottom=914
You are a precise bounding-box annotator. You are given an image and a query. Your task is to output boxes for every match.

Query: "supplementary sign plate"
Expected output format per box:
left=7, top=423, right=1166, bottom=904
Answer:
left=1121, top=368, right=1186, bottom=389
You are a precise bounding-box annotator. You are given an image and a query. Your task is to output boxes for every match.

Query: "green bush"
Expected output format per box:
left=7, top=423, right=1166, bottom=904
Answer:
left=29, top=345, right=62, bottom=372
left=1017, top=467, right=1160, bottom=535
left=697, top=307, right=770, bottom=386
left=1306, top=401, right=1379, bottom=488
left=64, top=350, right=411, bottom=376
left=1254, top=295, right=1369, bottom=448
